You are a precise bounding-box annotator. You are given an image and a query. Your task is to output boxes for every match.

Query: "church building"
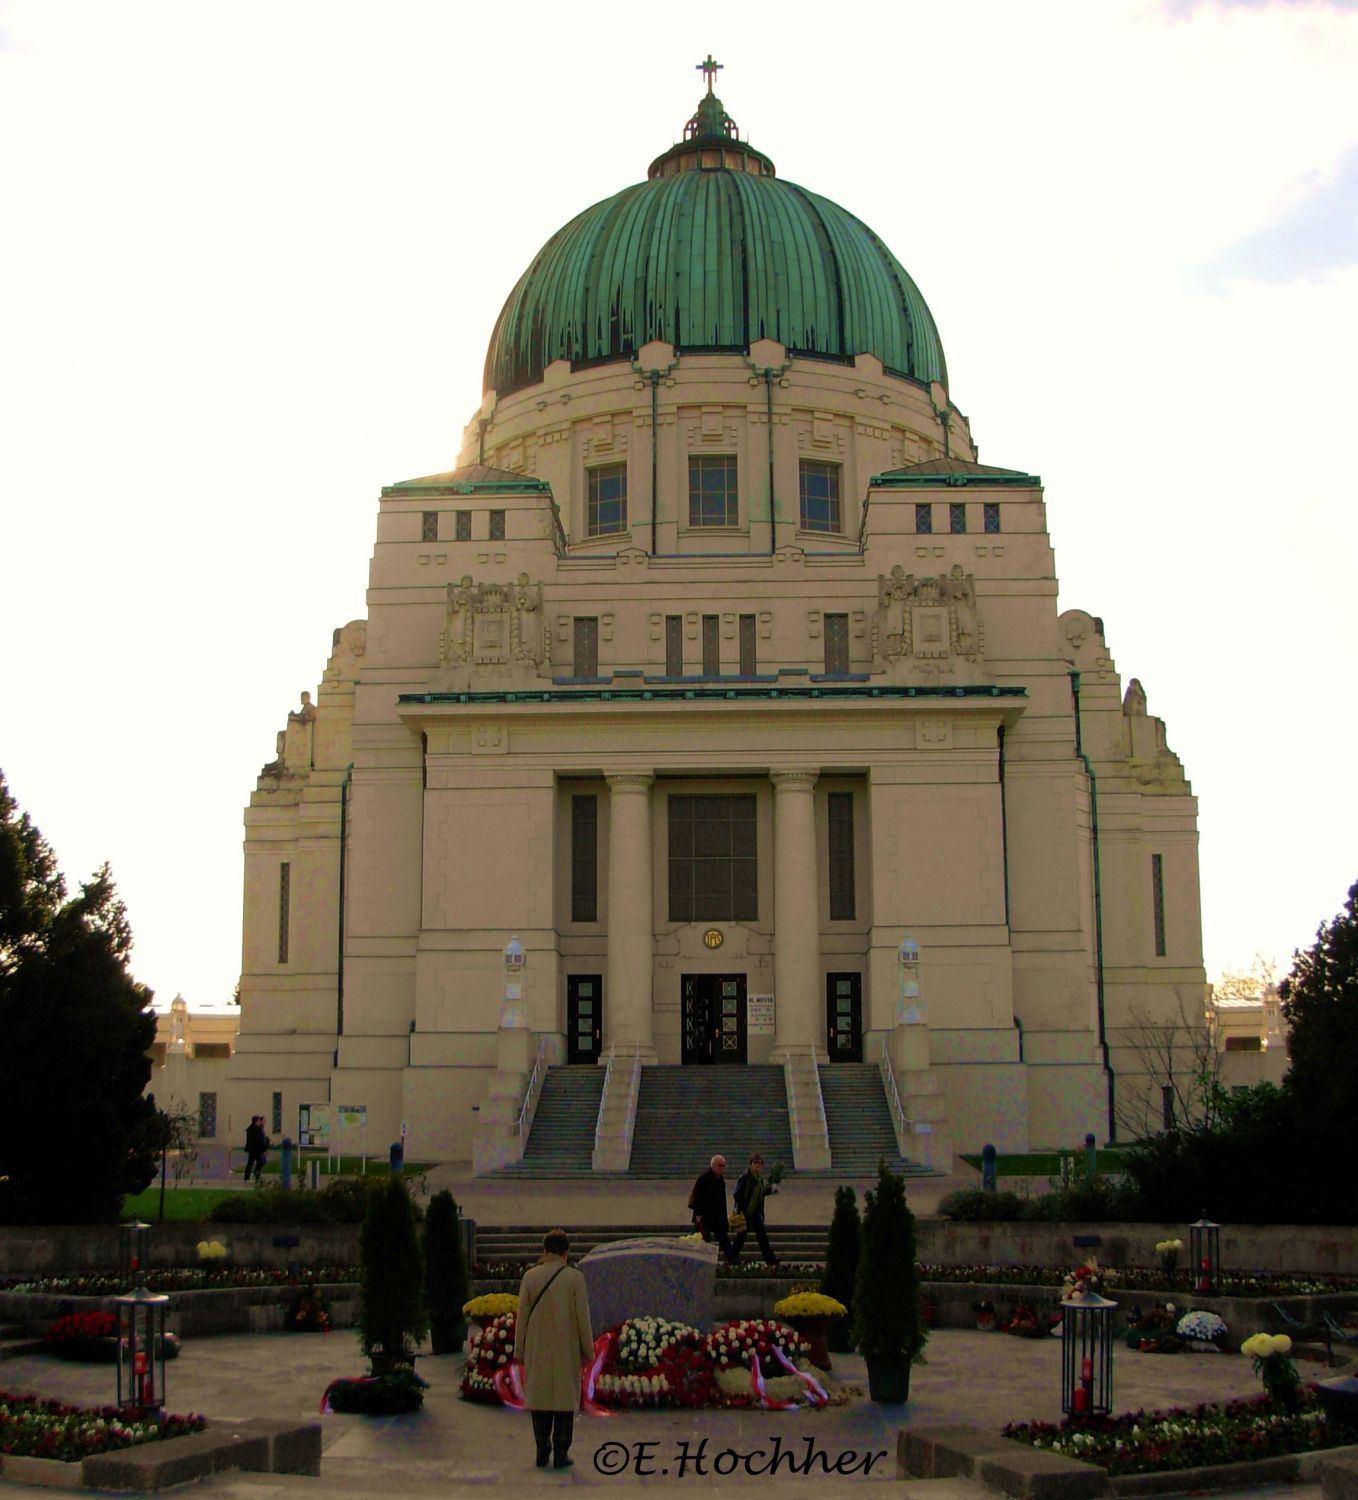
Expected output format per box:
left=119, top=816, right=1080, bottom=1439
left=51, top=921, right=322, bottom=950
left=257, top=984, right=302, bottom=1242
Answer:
left=223, top=68, right=1206, bottom=1173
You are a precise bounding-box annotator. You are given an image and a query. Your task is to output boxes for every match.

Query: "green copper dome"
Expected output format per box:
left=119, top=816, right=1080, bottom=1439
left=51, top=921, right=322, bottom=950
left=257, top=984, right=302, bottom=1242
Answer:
left=483, top=82, right=947, bottom=397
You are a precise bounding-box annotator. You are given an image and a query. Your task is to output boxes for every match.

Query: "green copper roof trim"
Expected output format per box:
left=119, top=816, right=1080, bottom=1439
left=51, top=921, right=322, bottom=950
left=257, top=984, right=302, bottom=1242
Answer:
left=381, top=478, right=553, bottom=497
left=870, top=469, right=1040, bottom=489
left=484, top=169, right=947, bottom=396
left=399, top=684, right=1025, bottom=706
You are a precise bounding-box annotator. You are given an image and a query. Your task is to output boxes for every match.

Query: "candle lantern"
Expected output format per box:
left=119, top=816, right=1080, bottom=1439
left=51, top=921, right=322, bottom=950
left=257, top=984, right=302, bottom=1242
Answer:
left=1189, top=1214, right=1221, bottom=1295
left=1060, top=1288, right=1117, bottom=1417
left=114, top=1284, right=170, bottom=1411
left=119, top=1221, right=152, bottom=1288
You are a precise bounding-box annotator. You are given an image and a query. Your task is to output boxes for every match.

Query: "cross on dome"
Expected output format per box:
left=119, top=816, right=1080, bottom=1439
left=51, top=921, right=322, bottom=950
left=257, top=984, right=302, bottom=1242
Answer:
left=697, top=54, right=723, bottom=93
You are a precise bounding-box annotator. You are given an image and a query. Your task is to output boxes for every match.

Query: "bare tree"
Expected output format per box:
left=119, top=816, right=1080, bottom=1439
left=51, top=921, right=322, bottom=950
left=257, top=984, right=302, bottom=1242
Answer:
left=1114, top=991, right=1222, bottom=1139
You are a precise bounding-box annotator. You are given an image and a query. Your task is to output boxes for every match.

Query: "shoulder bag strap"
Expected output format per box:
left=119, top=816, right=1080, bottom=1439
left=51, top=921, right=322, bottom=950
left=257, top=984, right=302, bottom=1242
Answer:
left=522, top=1265, right=567, bottom=1333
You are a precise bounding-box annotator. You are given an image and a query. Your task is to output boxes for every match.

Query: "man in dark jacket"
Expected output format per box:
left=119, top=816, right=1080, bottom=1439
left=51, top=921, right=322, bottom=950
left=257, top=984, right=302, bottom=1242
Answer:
left=732, top=1153, right=779, bottom=1267
left=688, top=1154, right=735, bottom=1264
left=244, top=1116, right=270, bottom=1182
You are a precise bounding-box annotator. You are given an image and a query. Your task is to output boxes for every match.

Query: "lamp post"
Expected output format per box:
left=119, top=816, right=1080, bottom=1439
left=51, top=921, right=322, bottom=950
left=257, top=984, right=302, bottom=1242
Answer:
left=897, top=936, right=923, bottom=1025
left=1060, top=1288, right=1118, bottom=1417
left=500, top=935, right=527, bottom=1029
left=1190, top=1214, right=1221, bottom=1294
left=114, top=1284, right=169, bottom=1411
left=119, top=1221, right=152, bottom=1289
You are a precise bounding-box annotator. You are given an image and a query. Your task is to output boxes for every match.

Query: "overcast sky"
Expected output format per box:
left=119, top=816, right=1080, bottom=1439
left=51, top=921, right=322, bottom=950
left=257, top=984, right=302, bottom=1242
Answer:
left=1, top=0, right=1354, bottom=1009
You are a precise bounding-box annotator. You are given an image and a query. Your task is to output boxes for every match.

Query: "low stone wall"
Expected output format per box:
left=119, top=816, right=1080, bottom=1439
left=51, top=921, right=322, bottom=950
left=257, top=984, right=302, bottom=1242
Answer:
left=0, top=1222, right=363, bottom=1277
left=0, top=1282, right=359, bottom=1337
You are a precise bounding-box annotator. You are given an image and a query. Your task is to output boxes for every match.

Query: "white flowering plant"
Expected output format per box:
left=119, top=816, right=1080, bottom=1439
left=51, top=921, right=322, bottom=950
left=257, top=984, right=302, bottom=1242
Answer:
left=1176, top=1310, right=1227, bottom=1344
left=615, top=1316, right=701, bottom=1372
left=702, top=1318, right=810, bottom=1377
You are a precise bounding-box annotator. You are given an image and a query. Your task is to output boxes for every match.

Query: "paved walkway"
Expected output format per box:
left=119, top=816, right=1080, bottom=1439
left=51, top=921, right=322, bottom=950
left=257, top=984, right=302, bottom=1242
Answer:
left=0, top=1326, right=1333, bottom=1499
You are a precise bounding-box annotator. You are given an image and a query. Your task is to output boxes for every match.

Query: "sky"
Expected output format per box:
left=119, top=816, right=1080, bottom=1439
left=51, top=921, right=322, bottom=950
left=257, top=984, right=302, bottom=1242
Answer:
left=1, top=0, right=1355, bottom=1010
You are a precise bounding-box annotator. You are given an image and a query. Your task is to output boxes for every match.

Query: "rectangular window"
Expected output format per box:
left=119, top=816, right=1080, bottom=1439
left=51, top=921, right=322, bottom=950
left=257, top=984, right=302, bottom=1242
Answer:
left=1152, top=853, right=1166, bottom=957
left=665, top=615, right=683, bottom=676
left=688, top=455, right=738, bottom=528
left=915, top=502, right=933, bottom=534
left=949, top=501, right=967, bottom=534
left=421, top=511, right=438, bottom=542
left=1224, top=1035, right=1263, bottom=1052
left=278, top=862, right=290, bottom=964
left=571, top=795, right=598, bottom=923
left=828, top=791, right=856, bottom=920
left=824, top=613, right=850, bottom=674
left=702, top=615, right=720, bottom=676
left=573, top=617, right=599, bottom=678
left=455, top=510, right=471, bottom=541
left=799, top=459, right=841, bottom=533
left=488, top=509, right=506, bottom=541
left=271, top=1091, right=283, bottom=1134
left=738, top=614, right=756, bottom=676
left=668, top=794, right=758, bottom=922
left=1161, top=1084, right=1174, bottom=1131
left=192, top=1042, right=231, bottom=1059
left=198, top=1092, right=217, bottom=1138
left=983, top=501, right=1001, bottom=534
left=587, top=462, right=628, bottom=536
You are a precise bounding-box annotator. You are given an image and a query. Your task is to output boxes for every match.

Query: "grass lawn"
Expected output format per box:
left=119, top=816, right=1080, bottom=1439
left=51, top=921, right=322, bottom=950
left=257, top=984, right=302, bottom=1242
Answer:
left=958, top=1148, right=1130, bottom=1177
left=121, top=1187, right=239, bottom=1221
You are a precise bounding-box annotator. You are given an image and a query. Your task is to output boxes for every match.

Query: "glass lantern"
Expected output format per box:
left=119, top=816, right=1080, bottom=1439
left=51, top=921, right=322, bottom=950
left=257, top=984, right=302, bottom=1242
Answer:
left=115, top=1285, right=170, bottom=1411
left=1190, top=1214, right=1221, bottom=1294
left=1060, top=1288, right=1118, bottom=1417
left=119, top=1221, right=152, bottom=1289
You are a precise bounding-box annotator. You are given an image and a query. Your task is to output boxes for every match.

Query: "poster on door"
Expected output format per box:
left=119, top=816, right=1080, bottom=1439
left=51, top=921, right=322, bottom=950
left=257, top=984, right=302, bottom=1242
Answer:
left=747, top=994, right=775, bottom=1034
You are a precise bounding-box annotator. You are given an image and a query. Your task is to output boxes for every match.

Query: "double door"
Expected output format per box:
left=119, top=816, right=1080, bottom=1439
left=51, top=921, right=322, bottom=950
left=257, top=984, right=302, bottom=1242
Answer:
left=682, top=973, right=747, bottom=1065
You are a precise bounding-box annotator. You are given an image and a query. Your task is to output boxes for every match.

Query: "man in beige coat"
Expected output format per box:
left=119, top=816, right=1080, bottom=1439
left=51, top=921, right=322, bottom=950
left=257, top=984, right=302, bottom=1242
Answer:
left=513, top=1228, right=595, bottom=1469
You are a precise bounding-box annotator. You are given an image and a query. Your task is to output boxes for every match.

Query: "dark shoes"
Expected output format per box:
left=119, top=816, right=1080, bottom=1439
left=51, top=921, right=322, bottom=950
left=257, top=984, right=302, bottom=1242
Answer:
left=553, top=1456, right=574, bottom=1469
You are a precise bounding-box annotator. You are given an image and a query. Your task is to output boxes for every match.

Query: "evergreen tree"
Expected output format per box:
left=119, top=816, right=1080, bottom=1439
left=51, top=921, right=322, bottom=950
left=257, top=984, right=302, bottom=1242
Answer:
left=1281, top=879, right=1358, bottom=1133
left=820, top=1185, right=860, bottom=1353
left=852, top=1163, right=927, bottom=1368
left=358, top=1175, right=428, bottom=1366
left=0, top=773, right=157, bottom=1224
left=423, top=1189, right=468, bottom=1351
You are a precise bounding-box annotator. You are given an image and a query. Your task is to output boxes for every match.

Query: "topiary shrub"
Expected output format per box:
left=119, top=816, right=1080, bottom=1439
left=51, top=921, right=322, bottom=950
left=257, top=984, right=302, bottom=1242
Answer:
left=423, top=1190, right=468, bottom=1354
left=820, top=1186, right=860, bottom=1353
left=853, top=1164, right=926, bottom=1401
left=358, top=1175, right=427, bottom=1370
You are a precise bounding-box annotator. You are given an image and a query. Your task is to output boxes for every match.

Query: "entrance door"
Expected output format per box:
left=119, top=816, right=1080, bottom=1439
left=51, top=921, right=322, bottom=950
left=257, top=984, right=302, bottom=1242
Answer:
left=826, top=972, right=863, bottom=1062
left=566, top=974, right=602, bottom=1064
left=682, top=974, right=748, bottom=1065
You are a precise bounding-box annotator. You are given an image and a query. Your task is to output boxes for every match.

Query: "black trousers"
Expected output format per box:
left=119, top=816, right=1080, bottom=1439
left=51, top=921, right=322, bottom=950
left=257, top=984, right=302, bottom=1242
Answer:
left=732, top=1216, right=777, bottom=1266
left=530, top=1409, right=575, bottom=1464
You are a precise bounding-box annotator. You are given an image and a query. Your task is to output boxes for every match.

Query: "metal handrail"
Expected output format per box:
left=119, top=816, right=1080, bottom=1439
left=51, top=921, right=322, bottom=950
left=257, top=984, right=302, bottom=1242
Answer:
left=879, top=1047, right=912, bottom=1147
left=515, top=1035, right=548, bottom=1137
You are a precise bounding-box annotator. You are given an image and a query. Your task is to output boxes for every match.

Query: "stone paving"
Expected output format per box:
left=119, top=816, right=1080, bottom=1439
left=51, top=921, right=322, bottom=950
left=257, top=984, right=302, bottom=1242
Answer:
left=0, top=1325, right=1337, bottom=1499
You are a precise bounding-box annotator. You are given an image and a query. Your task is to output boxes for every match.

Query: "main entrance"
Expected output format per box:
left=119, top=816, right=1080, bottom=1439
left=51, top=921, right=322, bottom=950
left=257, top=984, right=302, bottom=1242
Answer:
left=566, top=974, right=602, bottom=1064
left=682, top=973, right=747, bottom=1064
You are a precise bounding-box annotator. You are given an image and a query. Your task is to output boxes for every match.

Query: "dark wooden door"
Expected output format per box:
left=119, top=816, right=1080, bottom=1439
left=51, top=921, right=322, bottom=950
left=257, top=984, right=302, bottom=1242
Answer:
left=567, top=974, right=602, bottom=1064
left=682, top=974, right=748, bottom=1064
left=826, top=972, right=863, bottom=1062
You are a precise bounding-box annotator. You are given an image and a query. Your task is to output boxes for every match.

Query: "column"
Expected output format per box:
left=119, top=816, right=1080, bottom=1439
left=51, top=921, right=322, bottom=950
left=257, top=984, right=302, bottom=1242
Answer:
left=770, top=769, right=825, bottom=1061
left=605, top=773, right=656, bottom=1062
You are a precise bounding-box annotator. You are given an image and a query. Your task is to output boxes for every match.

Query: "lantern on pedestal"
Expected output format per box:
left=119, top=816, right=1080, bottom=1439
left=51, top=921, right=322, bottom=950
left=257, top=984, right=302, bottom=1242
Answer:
left=119, top=1221, right=152, bottom=1288
left=1190, top=1214, right=1221, bottom=1295
left=1060, top=1288, right=1117, bottom=1417
left=115, top=1285, right=169, bottom=1411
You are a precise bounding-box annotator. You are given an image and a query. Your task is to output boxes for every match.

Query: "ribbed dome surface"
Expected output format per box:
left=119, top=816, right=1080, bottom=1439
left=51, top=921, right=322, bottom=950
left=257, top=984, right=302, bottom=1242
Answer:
left=483, top=169, right=947, bottom=396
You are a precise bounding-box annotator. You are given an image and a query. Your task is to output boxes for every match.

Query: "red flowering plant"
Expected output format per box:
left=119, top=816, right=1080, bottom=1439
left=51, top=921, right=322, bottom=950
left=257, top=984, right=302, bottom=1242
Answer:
left=591, top=1318, right=715, bottom=1410
left=45, top=1310, right=117, bottom=1344
left=703, top=1318, right=811, bottom=1379
left=1005, top=1300, right=1062, bottom=1339
left=0, top=1390, right=205, bottom=1462
left=459, top=1311, right=517, bottom=1404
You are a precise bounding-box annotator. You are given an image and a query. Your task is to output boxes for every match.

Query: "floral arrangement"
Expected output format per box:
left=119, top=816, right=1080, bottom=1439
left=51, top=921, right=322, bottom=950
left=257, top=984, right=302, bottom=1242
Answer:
left=287, top=1284, right=331, bottom=1332
left=1176, top=1310, right=1227, bottom=1345
left=0, top=1391, right=205, bottom=1462
left=1241, top=1332, right=1302, bottom=1411
left=1005, top=1301, right=1061, bottom=1338
left=45, top=1309, right=117, bottom=1344
left=1005, top=1391, right=1352, bottom=1476
left=460, top=1312, right=517, bottom=1403
left=772, top=1293, right=847, bottom=1320
left=322, top=1365, right=428, bottom=1415
left=1125, top=1301, right=1181, bottom=1352
left=1155, top=1238, right=1184, bottom=1278
left=195, top=1239, right=229, bottom=1262
left=594, top=1371, right=672, bottom=1407
left=676, top=1232, right=704, bottom=1244
left=615, top=1316, right=701, bottom=1371
left=461, top=1293, right=518, bottom=1320
left=703, top=1318, right=811, bottom=1377
left=1062, top=1256, right=1112, bottom=1298
left=42, top=1310, right=180, bottom=1363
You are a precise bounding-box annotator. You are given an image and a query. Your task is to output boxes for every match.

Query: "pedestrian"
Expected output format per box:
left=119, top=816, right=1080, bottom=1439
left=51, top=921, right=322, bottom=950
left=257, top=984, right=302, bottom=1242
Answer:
left=688, top=1153, right=736, bottom=1264
left=732, top=1152, right=780, bottom=1267
left=243, top=1115, right=270, bottom=1182
left=513, top=1229, right=594, bottom=1470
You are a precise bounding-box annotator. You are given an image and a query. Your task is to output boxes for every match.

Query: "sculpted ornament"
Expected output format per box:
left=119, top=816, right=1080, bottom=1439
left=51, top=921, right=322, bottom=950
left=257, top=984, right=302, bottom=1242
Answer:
left=872, top=564, right=987, bottom=681
left=441, top=573, right=548, bottom=679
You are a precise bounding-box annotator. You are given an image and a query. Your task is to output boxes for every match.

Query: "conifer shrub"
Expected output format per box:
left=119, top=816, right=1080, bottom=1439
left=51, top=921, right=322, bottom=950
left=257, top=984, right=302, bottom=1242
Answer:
left=358, top=1176, right=428, bottom=1369
left=820, top=1185, right=860, bottom=1353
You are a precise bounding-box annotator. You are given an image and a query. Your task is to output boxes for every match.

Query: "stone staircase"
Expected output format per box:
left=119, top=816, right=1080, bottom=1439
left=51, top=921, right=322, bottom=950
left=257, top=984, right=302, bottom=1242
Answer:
left=818, top=1063, right=929, bottom=1176
left=495, top=1065, right=604, bottom=1177
left=471, top=1222, right=829, bottom=1269
left=628, top=1065, right=793, bottom=1178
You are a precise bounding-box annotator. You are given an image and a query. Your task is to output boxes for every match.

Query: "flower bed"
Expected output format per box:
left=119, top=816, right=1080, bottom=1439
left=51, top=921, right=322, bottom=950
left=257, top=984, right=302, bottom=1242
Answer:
left=0, top=1390, right=205, bottom=1462
left=7, top=1266, right=358, bottom=1295
left=1004, top=1391, right=1358, bottom=1475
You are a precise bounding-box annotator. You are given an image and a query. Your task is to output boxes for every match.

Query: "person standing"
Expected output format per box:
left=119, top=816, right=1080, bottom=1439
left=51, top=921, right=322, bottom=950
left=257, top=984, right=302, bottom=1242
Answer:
left=243, top=1116, right=269, bottom=1182
left=732, top=1153, right=780, bottom=1267
left=688, top=1153, right=735, bottom=1264
left=513, top=1229, right=594, bottom=1470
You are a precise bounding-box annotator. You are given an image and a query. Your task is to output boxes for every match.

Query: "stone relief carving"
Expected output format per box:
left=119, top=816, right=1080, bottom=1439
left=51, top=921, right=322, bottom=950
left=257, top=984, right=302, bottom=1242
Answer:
left=439, top=573, right=549, bottom=686
left=873, top=564, right=987, bottom=681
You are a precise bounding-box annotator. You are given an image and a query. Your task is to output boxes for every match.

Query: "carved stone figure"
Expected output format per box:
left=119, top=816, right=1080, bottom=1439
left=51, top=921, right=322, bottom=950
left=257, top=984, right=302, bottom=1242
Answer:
left=872, top=563, right=987, bottom=681
left=440, top=573, right=548, bottom=685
